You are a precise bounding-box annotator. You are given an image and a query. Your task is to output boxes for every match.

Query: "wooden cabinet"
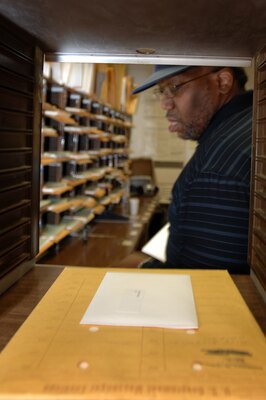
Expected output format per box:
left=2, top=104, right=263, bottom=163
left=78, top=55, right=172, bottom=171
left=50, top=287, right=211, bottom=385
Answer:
left=38, top=78, right=132, bottom=257
left=249, top=46, right=266, bottom=295
left=0, top=17, right=42, bottom=292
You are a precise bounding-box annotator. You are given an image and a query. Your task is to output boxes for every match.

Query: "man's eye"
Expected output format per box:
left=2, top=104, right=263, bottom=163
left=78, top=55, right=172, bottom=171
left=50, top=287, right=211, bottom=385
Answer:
left=170, top=85, right=179, bottom=93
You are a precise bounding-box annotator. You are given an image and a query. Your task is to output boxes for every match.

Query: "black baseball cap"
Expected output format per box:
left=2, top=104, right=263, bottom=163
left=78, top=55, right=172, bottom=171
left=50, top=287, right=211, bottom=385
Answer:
left=132, top=65, right=192, bottom=94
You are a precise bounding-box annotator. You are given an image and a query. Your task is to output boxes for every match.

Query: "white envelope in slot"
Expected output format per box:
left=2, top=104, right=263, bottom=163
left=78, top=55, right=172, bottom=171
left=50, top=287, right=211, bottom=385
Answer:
left=141, top=223, right=170, bottom=262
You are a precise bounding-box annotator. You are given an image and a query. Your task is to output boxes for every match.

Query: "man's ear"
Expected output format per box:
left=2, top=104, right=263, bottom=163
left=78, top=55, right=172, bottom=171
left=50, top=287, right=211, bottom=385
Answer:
left=216, top=68, right=234, bottom=94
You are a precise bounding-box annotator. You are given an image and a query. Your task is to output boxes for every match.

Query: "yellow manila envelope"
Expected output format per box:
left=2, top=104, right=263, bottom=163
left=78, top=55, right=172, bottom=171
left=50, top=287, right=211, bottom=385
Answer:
left=0, top=267, right=265, bottom=400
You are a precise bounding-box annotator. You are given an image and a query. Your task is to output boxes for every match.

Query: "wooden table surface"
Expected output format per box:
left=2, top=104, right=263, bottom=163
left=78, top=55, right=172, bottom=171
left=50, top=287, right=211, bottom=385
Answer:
left=0, top=265, right=265, bottom=352
left=0, top=195, right=265, bottom=351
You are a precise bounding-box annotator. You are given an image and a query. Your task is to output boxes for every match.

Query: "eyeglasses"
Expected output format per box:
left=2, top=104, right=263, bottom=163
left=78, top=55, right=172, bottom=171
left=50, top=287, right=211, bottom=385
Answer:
left=153, top=68, right=222, bottom=99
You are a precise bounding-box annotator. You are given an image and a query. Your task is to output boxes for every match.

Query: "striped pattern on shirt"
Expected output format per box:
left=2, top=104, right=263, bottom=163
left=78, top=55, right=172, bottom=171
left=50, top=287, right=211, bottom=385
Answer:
left=166, top=92, right=253, bottom=273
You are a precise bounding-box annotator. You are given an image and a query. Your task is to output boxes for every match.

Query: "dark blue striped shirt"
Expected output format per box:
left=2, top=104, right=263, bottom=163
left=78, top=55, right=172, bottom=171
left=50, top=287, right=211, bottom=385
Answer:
left=143, top=91, right=253, bottom=274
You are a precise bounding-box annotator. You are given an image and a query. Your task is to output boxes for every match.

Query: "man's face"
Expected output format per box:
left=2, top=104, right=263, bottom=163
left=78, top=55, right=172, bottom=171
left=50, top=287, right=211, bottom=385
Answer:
left=157, top=67, right=221, bottom=140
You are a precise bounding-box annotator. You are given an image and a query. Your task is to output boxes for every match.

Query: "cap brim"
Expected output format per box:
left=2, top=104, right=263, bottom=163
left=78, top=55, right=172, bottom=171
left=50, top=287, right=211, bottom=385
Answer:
left=132, top=65, right=191, bottom=94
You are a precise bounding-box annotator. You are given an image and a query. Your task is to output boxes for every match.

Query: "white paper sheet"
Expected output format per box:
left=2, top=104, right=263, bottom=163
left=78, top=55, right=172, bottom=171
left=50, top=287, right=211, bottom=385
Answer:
left=80, top=272, right=198, bottom=329
left=141, top=223, right=170, bottom=262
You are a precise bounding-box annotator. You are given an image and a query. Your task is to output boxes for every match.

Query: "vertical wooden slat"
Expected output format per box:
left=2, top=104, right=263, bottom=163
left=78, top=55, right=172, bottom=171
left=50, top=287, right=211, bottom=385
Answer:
left=249, top=45, right=266, bottom=296
left=30, top=47, right=43, bottom=256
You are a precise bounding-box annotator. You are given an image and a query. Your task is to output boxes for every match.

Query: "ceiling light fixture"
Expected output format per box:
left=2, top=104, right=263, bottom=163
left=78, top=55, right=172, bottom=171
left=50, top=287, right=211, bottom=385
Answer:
left=135, top=48, right=156, bottom=55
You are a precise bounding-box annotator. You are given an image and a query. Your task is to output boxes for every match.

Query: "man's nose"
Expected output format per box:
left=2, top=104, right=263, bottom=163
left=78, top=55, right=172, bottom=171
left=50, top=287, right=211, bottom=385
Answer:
left=160, top=96, right=175, bottom=110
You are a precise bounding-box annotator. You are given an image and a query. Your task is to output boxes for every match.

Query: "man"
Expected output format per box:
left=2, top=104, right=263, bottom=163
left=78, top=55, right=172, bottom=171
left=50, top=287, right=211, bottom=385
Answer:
left=129, top=65, right=253, bottom=274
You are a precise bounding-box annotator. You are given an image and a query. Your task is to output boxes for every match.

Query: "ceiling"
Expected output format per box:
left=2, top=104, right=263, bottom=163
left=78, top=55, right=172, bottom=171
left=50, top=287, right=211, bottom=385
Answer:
left=0, top=0, right=266, bottom=65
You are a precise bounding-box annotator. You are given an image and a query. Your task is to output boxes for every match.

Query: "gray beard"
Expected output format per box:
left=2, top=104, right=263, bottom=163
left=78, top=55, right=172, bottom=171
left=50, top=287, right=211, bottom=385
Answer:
left=177, top=127, right=202, bottom=141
